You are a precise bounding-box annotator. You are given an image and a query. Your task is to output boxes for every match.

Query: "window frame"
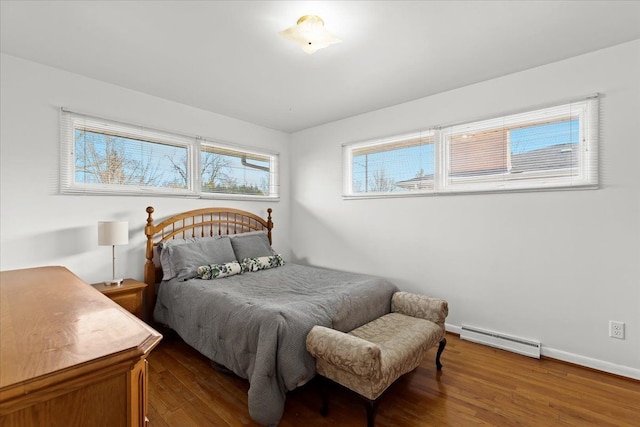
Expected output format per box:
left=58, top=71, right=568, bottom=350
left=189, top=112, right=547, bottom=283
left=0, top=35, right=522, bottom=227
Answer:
left=198, top=139, right=280, bottom=201
left=343, top=97, right=598, bottom=199
left=440, top=100, right=596, bottom=193
left=60, top=110, right=280, bottom=200
left=343, top=131, right=436, bottom=196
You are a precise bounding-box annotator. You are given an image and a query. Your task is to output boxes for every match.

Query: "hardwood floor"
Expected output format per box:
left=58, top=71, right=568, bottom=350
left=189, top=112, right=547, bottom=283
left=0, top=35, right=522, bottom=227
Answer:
left=147, top=332, right=639, bottom=426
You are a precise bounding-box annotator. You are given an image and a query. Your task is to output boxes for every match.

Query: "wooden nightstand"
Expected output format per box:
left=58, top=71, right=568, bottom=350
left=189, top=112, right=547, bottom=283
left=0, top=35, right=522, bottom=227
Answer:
left=92, top=279, right=147, bottom=319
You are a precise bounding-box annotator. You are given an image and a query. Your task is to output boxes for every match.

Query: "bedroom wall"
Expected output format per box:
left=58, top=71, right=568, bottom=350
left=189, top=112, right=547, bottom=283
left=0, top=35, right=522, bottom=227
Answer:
left=290, top=40, right=640, bottom=378
left=0, top=53, right=291, bottom=285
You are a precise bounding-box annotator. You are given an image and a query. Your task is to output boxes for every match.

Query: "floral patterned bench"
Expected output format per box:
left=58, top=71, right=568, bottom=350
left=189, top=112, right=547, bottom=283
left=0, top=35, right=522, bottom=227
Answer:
left=306, top=291, right=448, bottom=427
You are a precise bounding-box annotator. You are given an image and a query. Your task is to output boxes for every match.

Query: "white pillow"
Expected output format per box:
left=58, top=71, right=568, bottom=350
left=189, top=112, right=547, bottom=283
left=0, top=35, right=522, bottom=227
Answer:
left=241, top=254, right=285, bottom=272
left=197, top=261, right=242, bottom=280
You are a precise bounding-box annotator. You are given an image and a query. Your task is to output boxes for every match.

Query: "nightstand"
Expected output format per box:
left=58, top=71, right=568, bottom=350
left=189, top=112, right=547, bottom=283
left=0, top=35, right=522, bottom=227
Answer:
left=92, top=279, right=147, bottom=319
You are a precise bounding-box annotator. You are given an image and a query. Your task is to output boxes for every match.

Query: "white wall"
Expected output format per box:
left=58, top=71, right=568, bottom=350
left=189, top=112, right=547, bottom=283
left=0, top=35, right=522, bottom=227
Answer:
left=0, top=53, right=291, bottom=285
left=290, top=40, right=640, bottom=378
left=2, top=41, right=639, bottom=379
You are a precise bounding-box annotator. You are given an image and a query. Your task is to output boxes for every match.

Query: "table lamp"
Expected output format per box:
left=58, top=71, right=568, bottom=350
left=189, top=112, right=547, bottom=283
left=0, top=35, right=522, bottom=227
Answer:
left=98, top=220, right=129, bottom=286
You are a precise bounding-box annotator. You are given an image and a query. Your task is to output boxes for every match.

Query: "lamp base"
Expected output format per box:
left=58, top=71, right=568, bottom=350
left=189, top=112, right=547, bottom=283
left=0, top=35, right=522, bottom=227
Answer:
left=104, top=278, right=124, bottom=286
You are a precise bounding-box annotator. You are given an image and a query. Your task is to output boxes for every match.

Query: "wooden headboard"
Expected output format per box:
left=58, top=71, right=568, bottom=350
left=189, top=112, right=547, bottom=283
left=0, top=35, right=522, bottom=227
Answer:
left=143, top=205, right=273, bottom=321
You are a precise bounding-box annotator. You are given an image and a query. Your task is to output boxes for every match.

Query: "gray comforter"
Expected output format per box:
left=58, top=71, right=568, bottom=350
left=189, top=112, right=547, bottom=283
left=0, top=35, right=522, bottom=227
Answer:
left=154, top=263, right=398, bottom=426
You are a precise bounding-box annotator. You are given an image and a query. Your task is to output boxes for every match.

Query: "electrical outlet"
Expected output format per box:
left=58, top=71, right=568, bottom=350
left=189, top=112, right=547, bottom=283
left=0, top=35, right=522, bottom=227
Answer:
left=609, top=321, right=625, bottom=339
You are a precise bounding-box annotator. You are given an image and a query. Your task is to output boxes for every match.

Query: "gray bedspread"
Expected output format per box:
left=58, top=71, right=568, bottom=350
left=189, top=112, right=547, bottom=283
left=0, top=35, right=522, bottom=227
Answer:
left=154, top=263, right=398, bottom=426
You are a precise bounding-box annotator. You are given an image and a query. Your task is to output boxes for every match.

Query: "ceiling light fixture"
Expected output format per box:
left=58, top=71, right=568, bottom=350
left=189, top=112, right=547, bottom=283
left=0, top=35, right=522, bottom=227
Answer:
left=279, top=15, right=342, bottom=54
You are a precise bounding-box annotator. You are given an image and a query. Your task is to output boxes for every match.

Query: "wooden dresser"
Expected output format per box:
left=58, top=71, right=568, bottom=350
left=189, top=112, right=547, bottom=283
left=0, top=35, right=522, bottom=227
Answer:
left=0, top=266, right=162, bottom=427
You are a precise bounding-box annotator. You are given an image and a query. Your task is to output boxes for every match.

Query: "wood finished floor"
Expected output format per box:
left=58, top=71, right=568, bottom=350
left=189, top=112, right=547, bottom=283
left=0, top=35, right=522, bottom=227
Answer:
left=147, top=332, right=639, bottom=426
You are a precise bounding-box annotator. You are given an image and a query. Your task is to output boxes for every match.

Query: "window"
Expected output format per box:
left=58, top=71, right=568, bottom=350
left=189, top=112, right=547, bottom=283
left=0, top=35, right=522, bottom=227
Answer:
left=200, top=143, right=278, bottom=197
left=441, top=100, right=597, bottom=192
left=343, top=97, right=598, bottom=198
left=344, top=132, right=435, bottom=195
left=61, top=110, right=279, bottom=199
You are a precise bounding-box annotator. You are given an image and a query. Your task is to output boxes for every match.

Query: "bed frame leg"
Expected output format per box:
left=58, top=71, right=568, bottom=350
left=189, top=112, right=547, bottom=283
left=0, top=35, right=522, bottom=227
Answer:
left=436, top=337, right=447, bottom=371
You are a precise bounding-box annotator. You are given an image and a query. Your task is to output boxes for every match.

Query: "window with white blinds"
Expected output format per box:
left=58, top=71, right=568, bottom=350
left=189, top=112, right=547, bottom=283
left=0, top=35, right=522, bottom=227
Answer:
left=200, top=142, right=278, bottom=197
left=60, top=110, right=279, bottom=199
left=344, top=131, right=436, bottom=195
left=343, top=96, right=598, bottom=198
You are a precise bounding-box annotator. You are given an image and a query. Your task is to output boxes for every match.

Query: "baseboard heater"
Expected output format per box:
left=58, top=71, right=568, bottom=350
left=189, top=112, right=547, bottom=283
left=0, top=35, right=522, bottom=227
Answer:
left=460, top=325, right=541, bottom=359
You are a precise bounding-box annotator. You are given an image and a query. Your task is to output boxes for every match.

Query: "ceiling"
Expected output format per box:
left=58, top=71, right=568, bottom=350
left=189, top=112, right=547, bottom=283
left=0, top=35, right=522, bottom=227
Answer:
left=1, top=1, right=639, bottom=133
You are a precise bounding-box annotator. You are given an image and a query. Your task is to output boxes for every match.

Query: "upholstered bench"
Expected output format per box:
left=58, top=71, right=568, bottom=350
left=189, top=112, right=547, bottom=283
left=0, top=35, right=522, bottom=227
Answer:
left=306, top=291, right=448, bottom=427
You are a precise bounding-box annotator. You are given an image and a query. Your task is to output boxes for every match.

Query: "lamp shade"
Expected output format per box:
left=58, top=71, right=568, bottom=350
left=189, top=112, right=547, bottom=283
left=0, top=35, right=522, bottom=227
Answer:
left=279, top=15, right=342, bottom=54
left=98, top=221, right=129, bottom=246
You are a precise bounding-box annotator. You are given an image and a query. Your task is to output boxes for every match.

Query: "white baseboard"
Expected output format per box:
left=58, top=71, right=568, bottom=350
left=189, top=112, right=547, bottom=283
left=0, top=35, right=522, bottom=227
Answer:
left=446, top=323, right=462, bottom=335
left=541, top=347, right=640, bottom=380
left=444, top=323, right=640, bottom=380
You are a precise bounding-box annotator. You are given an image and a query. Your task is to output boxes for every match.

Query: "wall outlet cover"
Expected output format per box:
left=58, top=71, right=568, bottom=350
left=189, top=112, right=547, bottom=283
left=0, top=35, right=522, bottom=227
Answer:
left=609, top=321, right=625, bottom=340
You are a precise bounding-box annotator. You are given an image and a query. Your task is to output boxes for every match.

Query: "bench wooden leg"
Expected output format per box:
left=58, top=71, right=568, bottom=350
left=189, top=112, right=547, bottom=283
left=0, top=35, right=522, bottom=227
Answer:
left=317, top=376, right=380, bottom=426
left=363, top=398, right=379, bottom=427
left=436, top=337, right=447, bottom=370
left=317, top=376, right=330, bottom=417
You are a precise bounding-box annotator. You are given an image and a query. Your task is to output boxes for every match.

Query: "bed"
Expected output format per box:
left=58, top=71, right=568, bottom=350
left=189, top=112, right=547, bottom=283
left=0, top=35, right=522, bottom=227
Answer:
left=143, top=206, right=398, bottom=426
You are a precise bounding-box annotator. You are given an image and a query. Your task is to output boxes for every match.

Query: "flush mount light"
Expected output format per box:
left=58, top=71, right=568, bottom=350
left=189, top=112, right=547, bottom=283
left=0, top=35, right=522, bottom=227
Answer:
left=279, top=15, right=342, bottom=54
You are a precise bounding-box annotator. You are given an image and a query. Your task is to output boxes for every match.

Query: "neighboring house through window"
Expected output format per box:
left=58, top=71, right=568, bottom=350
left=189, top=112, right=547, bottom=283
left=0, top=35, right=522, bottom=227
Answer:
left=343, top=96, right=598, bottom=197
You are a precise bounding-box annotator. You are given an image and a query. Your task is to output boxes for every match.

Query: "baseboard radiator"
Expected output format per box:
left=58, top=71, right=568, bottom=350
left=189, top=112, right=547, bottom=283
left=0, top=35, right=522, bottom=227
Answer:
left=460, top=325, right=541, bottom=359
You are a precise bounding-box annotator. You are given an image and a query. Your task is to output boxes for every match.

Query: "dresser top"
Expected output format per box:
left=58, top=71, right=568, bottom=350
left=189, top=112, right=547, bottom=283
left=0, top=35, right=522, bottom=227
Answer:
left=0, top=266, right=162, bottom=391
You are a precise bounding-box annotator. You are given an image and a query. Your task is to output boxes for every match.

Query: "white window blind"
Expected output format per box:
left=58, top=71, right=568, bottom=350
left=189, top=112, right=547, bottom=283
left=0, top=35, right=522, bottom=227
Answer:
left=440, top=98, right=598, bottom=193
left=343, top=96, right=598, bottom=198
left=60, top=110, right=195, bottom=196
left=60, top=109, right=280, bottom=199
left=344, top=131, right=436, bottom=195
left=200, top=141, right=279, bottom=198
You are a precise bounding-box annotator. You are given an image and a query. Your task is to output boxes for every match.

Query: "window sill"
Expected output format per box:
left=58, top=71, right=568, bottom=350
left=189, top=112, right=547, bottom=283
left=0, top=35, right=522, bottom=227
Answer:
left=343, top=183, right=599, bottom=200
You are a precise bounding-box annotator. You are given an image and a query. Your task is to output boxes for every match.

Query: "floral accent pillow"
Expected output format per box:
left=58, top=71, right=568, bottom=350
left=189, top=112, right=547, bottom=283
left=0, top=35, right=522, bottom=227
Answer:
left=241, top=254, right=285, bottom=272
left=197, top=261, right=242, bottom=280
